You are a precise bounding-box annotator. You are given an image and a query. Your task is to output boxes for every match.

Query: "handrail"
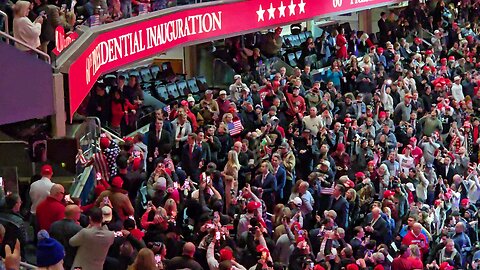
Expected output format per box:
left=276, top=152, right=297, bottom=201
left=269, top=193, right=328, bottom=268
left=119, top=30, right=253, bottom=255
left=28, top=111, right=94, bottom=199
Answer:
left=20, top=261, right=38, bottom=269
left=101, top=127, right=125, bottom=143
left=71, top=165, right=92, bottom=198
left=0, top=10, right=9, bottom=43
left=0, top=30, right=51, bottom=64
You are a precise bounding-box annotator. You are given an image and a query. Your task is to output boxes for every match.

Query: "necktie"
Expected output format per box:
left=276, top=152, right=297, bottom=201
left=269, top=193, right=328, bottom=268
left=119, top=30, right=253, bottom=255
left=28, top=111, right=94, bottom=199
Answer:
left=177, top=126, right=183, bottom=138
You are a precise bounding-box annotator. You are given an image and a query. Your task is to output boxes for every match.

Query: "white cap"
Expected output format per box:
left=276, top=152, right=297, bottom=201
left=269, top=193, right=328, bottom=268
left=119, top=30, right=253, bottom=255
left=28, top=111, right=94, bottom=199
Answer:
left=293, top=197, right=302, bottom=206
left=406, top=182, right=415, bottom=191
left=454, top=76, right=461, bottom=81
left=234, top=74, right=241, bottom=80
left=187, top=96, right=195, bottom=102
left=102, top=206, right=113, bottom=222
left=219, top=90, right=227, bottom=95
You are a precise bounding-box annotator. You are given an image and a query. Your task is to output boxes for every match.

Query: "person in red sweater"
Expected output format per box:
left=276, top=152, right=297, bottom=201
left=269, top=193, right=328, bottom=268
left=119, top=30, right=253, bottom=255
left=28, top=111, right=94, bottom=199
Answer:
left=391, top=244, right=412, bottom=270
left=285, top=86, right=306, bottom=118
left=110, top=89, right=137, bottom=135
left=36, top=184, right=66, bottom=231
left=401, top=223, right=428, bottom=257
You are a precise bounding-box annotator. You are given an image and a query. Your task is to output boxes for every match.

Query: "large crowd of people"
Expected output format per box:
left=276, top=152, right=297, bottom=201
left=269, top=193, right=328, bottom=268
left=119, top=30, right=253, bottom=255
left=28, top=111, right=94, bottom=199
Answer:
left=3, top=0, right=480, bottom=269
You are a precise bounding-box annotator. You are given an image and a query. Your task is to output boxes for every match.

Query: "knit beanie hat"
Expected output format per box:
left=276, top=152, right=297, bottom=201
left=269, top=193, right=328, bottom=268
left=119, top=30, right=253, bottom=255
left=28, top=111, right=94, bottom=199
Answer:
left=36, top=230, right=65, bottom=267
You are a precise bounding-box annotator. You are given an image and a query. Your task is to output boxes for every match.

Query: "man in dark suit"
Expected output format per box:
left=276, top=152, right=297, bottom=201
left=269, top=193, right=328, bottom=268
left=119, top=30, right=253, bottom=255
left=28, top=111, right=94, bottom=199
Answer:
left=377, top=12, right=390, bottom=46
left=147, top=119, right=172, bottom=175
left=350, top=226, right=366, bottom=258
left=362, top=207, right=389, bottom=244
left=180, top=133, right=203, bottom=182
left=331, top=184, right=349, bottom=229
left=436, top=155, right=457, bottom=184
left=252, top=161, right=277, bottom=211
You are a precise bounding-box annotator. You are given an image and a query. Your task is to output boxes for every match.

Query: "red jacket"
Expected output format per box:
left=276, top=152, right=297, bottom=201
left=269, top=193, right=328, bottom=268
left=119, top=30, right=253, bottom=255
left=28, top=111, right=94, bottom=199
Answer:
left=110, top=100, right=136, bottom=128
left=36, top=197, right=65, bottom=231
left=401, top=230, right=428, bottom=256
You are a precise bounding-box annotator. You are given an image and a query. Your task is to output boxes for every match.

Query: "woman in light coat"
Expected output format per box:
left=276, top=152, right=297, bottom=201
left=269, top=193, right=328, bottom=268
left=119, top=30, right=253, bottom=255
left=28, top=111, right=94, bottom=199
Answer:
left=13, top=1, right=43, bottom=52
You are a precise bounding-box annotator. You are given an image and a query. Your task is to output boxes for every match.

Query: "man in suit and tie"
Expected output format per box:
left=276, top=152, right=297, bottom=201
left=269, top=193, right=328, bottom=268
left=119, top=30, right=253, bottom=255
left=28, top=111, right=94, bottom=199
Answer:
left=181, top=133, right=203, bottom=182
left=436, top=155, right=457, bottom=184
left=331, top=184, right=349, bottom=229
left=147, top=119, right=172, bottom=175
left=377, top=12, right=390, bottom=46
left=252, top=161, right=277, bottom=211
left=350, top=226, right=366, bottom=258
left=363, top=207, right=389, bottom=244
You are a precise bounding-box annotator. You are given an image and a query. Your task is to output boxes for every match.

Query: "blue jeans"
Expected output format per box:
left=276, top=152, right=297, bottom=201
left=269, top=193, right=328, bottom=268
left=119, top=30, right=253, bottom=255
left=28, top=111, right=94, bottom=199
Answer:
left=121, top=0, right=132, bottom=18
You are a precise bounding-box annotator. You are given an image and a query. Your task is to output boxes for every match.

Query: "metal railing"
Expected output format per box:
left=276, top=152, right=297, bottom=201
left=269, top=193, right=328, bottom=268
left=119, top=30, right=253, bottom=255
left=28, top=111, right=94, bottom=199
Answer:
left=0, top=10, right=9, bottom=42
left=0, top=30, right=50, bottom=64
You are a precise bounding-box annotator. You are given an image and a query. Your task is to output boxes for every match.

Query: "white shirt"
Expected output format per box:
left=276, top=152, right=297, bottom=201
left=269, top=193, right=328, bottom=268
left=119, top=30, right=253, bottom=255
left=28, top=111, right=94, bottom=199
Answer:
left=29, top=177, right=54, bottom=214
left=451, top=83, right=464, bottom=102
left=13, top=17, right=41, bottom=52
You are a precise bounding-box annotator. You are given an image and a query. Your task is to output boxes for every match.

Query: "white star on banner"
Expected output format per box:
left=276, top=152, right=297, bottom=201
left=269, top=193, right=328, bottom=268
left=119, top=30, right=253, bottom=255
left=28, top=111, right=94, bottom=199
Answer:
left=267, top=3, right=276, bottom=20
left=257, top=5, right=266, bottom=22
left=298, top=0, right=306, bottom=14
left=288, top=0, right=296, bottom=16
left=278, top=1, right=286, bottom=17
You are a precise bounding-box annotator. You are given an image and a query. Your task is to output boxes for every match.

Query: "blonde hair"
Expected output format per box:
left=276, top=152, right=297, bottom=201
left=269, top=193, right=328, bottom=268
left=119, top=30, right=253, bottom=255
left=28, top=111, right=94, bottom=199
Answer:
left=130, top=248, right=157, bottom=270
left=222, top=113, right=233, bottom=123
left=164, top=198, right=177, bottom=216
left=226, top=150, right=240, bottom=170
left=13, top=1, right=30, bottom=17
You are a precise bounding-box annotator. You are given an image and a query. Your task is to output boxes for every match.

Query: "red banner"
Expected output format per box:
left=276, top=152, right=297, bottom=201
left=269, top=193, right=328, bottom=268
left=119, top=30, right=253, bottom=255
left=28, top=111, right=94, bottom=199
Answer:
left=68, top=0, right=399, bottom=119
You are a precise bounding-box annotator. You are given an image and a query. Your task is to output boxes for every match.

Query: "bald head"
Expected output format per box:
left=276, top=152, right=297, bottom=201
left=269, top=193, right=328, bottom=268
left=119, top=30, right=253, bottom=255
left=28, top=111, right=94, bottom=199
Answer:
left=412, top=222, right=422, bottom=235
left=65, top=204, right=81, bottom=220
left=50, top=184, right=65, bottom=201
left=372, top=207, right=381, bottom=218
left=183, top=242, right=196, bottom=257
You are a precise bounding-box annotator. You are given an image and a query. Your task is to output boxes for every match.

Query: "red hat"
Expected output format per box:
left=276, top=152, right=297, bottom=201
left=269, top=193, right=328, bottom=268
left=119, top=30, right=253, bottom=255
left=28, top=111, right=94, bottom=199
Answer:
left=425, top=49, right=433, bottom=55
left=132, top=157, right=142, bottom=171
left=435, top=199, right=442, bottom=206
left=379, top=111, right=387, bottom=118
left=111, top=176, right=124, bottom=188
left=377, top=47, right=384, bottom=53
left=180, top=100, right=189, bottom=106
left=355, top=172, right=365, bottom=178
left=256, top=244, right=269, bottom=253
left=336, top=143, right=345, bottom=152
left=466, top=35, right=474, bottom=43
left=291, top=222, right=302, bottom=232
left=464, top=121, right=472, bottom=128
left=435, top=83, right=442, bottom=88
left=100, top=136, right=110, bottom=149
left=410, top=137, right=417, bottom=143
left=314, top=265, right=326, bottom=270
left=441, top=58, right=447, bottom=63
left=123, top=137, right=133, bottom=143
left=345, top=180, right=355, bottom=188
left=439, top=262, right=454, bottom=270
left=346, top=264, right=359, bottom=270
left=430, top=66, right=436, bottom=73
left=461, top=198, right=469, bottom=205
left=219, top=248, right=234, bottom=261
left=41, top=164, right=53, bottom=175
left=414, top=37, right=421, bottom=43
left=448, top=55, right=455, bottom=61
left=368, top=160, right=375, bottom=166
left=344, top=117, right=352, bottom=123
left=407, top=144, right=413, bottom=149
left=423, top=66, right=431, bottom=72
left=246, top=201, right=262, bottom=211
left=383, top=190, right=395, bottom=198
left=167, top=187, right=180, bottom=203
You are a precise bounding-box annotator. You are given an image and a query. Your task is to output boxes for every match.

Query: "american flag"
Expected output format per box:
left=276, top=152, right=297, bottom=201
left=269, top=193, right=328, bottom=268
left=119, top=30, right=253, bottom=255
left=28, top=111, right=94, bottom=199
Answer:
left=90, top=15, right=100, bottom=27
left=163, top=105, right=171, bottom=115
left=228, top=120, right=244, bottom=136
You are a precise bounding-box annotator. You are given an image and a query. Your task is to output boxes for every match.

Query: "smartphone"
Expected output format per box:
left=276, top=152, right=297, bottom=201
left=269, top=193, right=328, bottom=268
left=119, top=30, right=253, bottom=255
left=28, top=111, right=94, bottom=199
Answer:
left=0, top=177, right=3, bottom=188
left=310, top=262, right=314, bottom=268
left=147, top=201, right=153, bottom=208
left=206, top=176, right=211, bottom=184
left=103, top=196, right=109, bottom=205
left=96, top=172, right=102, bottom=180
left=215, top=231, right=221, bottom=240
left=114, top=231, right=123, bottom=237
left=154, top=254, right=161, bottom=264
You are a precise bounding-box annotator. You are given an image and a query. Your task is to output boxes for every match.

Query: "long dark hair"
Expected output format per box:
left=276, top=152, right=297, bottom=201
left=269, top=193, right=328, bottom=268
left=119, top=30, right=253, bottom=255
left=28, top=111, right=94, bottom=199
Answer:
left=111, top=89, right=125, bottom=104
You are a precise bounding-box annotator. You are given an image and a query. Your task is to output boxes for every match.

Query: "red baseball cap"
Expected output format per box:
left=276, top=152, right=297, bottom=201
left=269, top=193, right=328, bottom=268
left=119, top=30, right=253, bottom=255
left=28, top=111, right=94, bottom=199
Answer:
left=336, top=143, right=345, bottom=152
left=180, top=100, right=189, bottom=106
left=41, top=164, right=53, bottom=175
left=219, top=248, right=233, bottom=261
left=355, top=172, right=365, bottom=178
left=246, top=201, right=261, bottom=211
left=111, top=176, right=124, bottom=188
left=100, top=136, right=110, bottom=149
left=377, top=47, right=384, bottom=53
left=383, top=190, right=395, bottom=198
left=448, top=55, right=455, bottom=61
left=344, top=117, right=352, bottom=123
left=425, top=49, right=433, bottom=55
left=379, top=111, right=387, bottom=118
left=461, top=198, right=469, bottom=205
